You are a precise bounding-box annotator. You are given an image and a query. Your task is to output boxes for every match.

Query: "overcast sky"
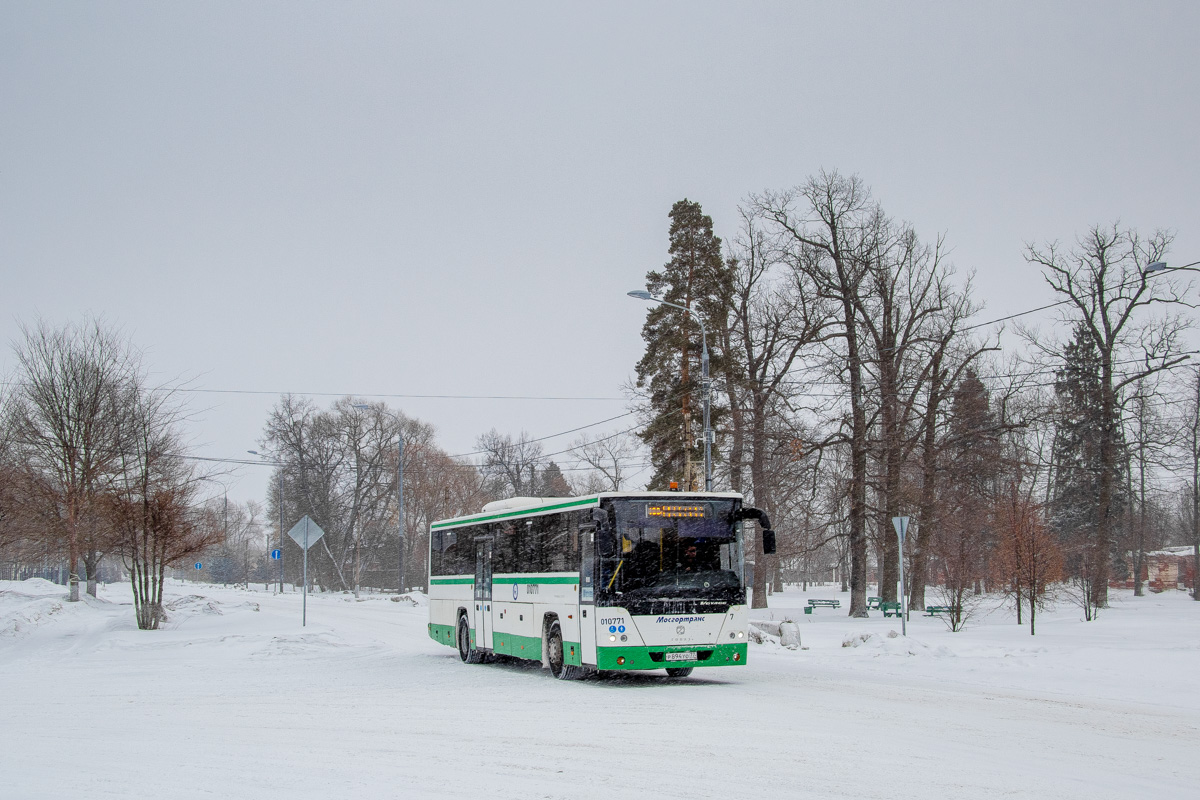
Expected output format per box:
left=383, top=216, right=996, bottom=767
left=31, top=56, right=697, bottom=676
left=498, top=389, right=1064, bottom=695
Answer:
left=3, top=1, right=1198, bottom=504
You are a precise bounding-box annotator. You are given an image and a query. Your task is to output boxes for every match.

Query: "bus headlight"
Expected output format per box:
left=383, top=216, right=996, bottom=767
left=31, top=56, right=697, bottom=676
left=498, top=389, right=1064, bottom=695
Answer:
left=609, top=634, right=617, bottom=642
left=738, top=631, right=745, bottom=638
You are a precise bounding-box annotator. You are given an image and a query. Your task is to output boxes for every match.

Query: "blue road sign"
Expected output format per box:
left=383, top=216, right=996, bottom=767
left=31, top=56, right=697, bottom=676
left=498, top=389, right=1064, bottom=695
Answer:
left=270, top=549, right=282, bottom=560
left=194, top=562, right=202, bottom=570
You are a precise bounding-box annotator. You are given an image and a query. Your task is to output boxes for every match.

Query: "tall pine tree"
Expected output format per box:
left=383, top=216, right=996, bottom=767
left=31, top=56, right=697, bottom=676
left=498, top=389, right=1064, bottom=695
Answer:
left=1049, top=323, right=1127, bottom=618
left=635, top=200, right=732, bottom=491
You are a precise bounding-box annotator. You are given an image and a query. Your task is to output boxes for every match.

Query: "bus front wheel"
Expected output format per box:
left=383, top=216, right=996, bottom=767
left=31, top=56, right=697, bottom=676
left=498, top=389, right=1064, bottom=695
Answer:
left=665, top=667, right=694, bottom=678
left=547, top=621, right=582, bottom=680
left=458, top=615, right=484, bottom=664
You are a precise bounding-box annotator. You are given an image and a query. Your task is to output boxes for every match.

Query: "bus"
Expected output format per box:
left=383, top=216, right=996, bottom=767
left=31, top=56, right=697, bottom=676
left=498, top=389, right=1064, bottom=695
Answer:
left=426, top=492, right=774, bottom=679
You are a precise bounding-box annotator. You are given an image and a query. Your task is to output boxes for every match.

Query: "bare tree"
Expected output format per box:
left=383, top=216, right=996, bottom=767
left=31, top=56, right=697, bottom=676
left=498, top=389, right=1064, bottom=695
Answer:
left=107, top=380, right=221, bottom=630
left=402, top=443, right=489, bottom=590
left=1124, top=378, right=1175, bottom=596
left=10, top=319, right=138, bottom=600
left=752, top=171, right=981, bottom=616
left=752, top=171, right=880, bottom=617
left=568, top=430, right=641, bottom=492
left=1025, top=224, right=1192, bottom=608
left=475, top=429, right=544, bottom=498
left=265, top=396, right=483, bottom=593
left=724, top=205, right=833, bottom=607
left=858, top=230, right=983, bottom=607
left=993, top=482, right=1062, bottom=635
left=1179, top=368, right=1200, bottom=601
left=205, top=499, right=268, bottom=588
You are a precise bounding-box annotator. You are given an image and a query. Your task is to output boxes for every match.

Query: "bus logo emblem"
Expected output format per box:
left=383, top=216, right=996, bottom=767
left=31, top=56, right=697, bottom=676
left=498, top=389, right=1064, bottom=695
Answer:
left=676, top=626, right=685, bottom=635
left=512, top=584, right=518, bottom=600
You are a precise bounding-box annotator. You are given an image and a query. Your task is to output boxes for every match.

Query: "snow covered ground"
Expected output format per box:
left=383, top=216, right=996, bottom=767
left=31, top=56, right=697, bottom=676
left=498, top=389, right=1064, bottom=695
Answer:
left=1, top=578, right=1197, bottom=799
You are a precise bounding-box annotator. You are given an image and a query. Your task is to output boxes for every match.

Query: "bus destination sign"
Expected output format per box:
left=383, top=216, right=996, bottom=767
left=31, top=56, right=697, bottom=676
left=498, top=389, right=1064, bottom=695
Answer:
left=647, top=504, right=705, bottom=519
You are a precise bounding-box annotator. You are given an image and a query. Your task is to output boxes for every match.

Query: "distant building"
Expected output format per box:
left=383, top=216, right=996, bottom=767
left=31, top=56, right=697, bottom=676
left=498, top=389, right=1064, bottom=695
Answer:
left=1116, top=546, right=1196, bottom=592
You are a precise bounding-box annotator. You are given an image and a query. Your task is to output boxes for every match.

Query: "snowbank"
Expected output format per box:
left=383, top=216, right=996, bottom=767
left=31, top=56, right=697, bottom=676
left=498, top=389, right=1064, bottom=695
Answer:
left=0, top=580, right=1196, bottom=799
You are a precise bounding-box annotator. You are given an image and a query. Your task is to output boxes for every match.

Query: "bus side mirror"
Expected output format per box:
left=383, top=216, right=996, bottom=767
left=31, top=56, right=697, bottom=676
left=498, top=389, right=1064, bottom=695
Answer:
left=761, top=529, right=776, bottom=555
left=591, top=509, right=607, bottom=525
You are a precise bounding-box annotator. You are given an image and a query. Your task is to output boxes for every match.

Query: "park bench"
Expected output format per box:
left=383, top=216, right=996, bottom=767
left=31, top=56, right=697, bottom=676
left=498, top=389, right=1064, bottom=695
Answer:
left=804, top=598, right=840, bottom=614
left=925, top=605, right=953, bottom=616
left=867, top=596, right=882, bottom=610
left=880, top=602, right=902, bottom=618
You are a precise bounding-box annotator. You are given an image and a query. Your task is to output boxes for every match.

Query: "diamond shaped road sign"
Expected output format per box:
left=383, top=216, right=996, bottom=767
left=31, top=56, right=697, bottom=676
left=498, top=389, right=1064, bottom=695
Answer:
left=286, top=515, right=326, bottom=551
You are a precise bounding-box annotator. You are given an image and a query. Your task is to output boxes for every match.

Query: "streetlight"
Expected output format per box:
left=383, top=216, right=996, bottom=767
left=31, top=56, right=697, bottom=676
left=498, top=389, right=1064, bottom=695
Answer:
left=1145, top=259, right=1200, bottom=276
left=352, top=404, right=406, bottom=594
left=627, top=290, right=713, bottom=492
left=248, top=450, right=285, bottom=594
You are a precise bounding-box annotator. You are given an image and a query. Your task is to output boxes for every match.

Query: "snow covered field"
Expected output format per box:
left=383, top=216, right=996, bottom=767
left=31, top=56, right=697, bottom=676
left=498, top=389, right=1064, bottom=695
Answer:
left=2, top=578, right=1197, bottom=800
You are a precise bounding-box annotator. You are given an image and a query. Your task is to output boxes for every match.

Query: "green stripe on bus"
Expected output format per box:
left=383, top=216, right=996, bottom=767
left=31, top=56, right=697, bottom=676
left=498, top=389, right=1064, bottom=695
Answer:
left=493, top=576, right=580, bottom=585
left=492, top=632, right=542, bottom=660
left=430, top=497, right=600, bottom=530
left=428, top=622, right=456, bottom=645
left=430, top=576, right=580, bottom=585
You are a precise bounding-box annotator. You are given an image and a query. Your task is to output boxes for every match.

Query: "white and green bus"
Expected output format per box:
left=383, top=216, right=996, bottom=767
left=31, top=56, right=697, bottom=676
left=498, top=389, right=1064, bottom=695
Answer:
left=426, top=492, right=775, bottom=679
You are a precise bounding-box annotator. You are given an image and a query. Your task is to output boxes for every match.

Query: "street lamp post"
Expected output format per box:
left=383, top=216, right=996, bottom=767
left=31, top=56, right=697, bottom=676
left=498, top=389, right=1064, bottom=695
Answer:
left=628, top=290, right=713, bottom=492
left=353, top=404, right=405, bottom=594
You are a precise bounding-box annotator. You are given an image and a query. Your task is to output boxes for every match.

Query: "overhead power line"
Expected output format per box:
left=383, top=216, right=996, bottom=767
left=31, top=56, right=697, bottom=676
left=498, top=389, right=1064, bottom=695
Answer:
left=960, top=259, right=1199, bottom=332
left=0, top=381, right=624, bottom=402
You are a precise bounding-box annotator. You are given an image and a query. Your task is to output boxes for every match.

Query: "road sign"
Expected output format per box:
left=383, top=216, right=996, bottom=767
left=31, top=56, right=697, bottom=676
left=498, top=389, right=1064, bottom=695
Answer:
left=285, top=516, right=325, bottom=627
left=194, top=562, right=202, bottom=570
left=270, top=549, right=282, bottom=560
left=287, top=516, right=325, bottom=550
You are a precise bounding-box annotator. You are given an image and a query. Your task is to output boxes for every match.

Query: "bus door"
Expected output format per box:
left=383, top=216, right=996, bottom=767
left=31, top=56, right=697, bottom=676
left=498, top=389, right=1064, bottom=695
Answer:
left=474, top=535, right=494, bottom=650
left=579, top=525, right=597, bottom=666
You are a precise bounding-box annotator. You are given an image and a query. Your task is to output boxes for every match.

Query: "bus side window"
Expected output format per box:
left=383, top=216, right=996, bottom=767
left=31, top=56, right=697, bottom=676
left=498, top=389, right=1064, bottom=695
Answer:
left=544, top=515, right=572, bottom=572
left=429, top=529, right=442, bottom=575
left=494, top=522, right=515, bottom=574
left=441, top=527, right=458, bottom=573
left=580, top=526, right=595, bottom=602
left=569, top=515, right=580, bottom=566
left=522, top=517, right=548, bottom=573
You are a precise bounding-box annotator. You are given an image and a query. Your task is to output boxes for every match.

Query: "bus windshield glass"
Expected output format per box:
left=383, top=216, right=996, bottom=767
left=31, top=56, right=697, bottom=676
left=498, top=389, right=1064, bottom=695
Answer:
left=598, top=499, right=743, bottom=608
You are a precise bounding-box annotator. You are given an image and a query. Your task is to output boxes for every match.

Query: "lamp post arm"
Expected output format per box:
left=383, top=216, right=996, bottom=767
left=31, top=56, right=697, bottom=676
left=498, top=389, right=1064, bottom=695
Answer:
left=649, top=297, right=709, bottom=342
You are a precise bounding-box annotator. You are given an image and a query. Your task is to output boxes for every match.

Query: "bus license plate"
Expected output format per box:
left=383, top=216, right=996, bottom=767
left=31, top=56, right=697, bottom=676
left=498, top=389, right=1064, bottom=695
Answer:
left=665, top=651, right=698, bottom=662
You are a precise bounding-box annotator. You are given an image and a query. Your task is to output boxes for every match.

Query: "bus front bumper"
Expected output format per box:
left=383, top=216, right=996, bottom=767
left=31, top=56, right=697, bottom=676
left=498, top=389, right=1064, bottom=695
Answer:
left=596, top=642, right=747, bottom=671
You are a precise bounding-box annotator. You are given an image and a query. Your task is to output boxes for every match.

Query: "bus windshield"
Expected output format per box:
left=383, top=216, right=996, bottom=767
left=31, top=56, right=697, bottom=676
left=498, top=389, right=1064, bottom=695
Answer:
left=598, top=499, right=743, bottom=610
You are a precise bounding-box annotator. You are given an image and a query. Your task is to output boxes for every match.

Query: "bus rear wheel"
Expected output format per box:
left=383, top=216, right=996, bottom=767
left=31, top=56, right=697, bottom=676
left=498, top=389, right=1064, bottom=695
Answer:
left=547, top=621, right=582, bottom=680
left=458, top=615, right=484, bottom=664
left=665, top=667, right=694, bottom=678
